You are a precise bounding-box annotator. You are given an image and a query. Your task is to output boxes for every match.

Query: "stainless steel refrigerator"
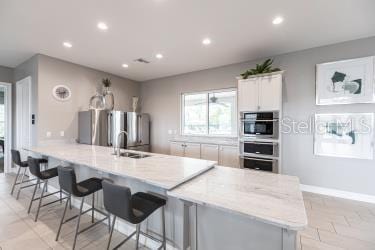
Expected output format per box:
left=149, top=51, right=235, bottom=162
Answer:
left=78, top=110, right=150, bottom=152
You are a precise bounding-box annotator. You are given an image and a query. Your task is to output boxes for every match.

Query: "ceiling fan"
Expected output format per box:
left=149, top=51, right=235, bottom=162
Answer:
left=193, top=93, right=228, bottom=107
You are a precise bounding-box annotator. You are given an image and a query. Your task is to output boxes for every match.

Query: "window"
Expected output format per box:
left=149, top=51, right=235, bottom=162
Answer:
left=181, top=89, right=237, bottom=136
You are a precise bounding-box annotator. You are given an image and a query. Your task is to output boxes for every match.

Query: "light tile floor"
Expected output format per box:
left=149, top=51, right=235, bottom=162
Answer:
left=298, top=192, right=375, bottom=250
left=1, top=173, right=375, bottom=250
left=0, top=173, right=148, bottom=250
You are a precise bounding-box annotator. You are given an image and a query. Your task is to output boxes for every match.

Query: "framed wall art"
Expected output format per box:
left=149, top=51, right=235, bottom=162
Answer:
left=316, top=56, right=375, bottom=105
left=314, top=113, right=374, bottom=159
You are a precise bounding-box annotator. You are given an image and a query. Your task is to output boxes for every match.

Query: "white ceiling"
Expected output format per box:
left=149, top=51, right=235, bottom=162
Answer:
left=1, top=0, right=375, bottom=82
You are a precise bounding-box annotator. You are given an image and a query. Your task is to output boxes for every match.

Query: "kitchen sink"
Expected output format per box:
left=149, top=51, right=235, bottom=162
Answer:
left=113, top=152, right=152, bottom=159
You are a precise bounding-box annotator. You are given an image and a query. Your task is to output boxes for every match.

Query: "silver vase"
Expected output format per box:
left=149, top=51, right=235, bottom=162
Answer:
left=103, top=87, right=114, bottom=110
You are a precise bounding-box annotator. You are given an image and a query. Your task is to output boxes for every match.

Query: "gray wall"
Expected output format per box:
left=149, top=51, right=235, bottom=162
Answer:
left=37, top=55, right=140, bottom=141
left=141, top=36, right=375, bottom=196
left=0, top=65, right=13, bottom=83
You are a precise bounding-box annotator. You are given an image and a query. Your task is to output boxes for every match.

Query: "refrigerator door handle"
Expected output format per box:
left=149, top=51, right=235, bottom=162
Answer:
left=137, top=114, right=142, bottom=144
left=108, top=112, right=112, bottom=146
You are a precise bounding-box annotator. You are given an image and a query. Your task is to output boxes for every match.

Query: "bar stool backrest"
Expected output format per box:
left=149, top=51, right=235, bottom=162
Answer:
left=57, top=166, right=80, bottom=196
left=102, top=180, right=134, bottom=221
left=11, top=149, right=22, bottom=166
left=27, top=157, right=42, bottom=178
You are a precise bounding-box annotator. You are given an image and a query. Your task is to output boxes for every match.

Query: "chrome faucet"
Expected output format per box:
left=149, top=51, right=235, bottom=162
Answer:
left=115, top=131, right=128, bottom=157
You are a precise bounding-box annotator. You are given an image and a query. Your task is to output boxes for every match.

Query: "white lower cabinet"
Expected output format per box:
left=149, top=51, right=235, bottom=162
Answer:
left=170, top=142, right=201, bottom=158
left=170, top=142, right=185, bottom=157
left=184, top=143, right=201, bottom=158
left=201, top=144, right=219, bottom=162
left=170, top=141, right=239, bottom=168
left=219, top=145, right=239, bottom=168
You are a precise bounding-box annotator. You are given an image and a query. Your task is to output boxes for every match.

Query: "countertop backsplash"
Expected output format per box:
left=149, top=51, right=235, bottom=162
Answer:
left=170, top=135, right=238, bottom=146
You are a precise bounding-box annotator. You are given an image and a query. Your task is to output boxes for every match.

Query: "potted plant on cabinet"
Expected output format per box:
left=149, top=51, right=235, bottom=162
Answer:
left=240, top=59, right=281, bottom=79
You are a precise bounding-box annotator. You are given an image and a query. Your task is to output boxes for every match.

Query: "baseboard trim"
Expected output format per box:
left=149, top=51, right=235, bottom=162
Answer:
left=300, top=184, right=375, bottom=204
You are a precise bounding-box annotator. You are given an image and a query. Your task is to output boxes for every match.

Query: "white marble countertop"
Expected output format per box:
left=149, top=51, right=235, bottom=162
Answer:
left=168, top=166, right=307, bottom=230
left=25, top=143, right=215, bottom=190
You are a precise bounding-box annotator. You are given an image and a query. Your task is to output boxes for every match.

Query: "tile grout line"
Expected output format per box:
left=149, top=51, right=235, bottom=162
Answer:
left=1, top=180, right=66, bottom=250
left=0, top=193, right=52, bottom=249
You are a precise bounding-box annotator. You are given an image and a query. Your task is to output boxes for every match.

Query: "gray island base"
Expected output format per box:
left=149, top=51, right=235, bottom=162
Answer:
left=25, top=143, right=307, bottom=250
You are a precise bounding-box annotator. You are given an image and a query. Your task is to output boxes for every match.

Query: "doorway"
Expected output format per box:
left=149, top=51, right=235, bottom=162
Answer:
left=0, top=82, right=12, bottom=174
left=15, top=77, right=32, bottom=169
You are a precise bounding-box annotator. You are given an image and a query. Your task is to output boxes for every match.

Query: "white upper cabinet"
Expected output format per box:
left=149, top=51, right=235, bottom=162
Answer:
left=219, top=145, right=239, bottom=168
left=258, top=74, right=282, bottom=111
left=201, top=144, right=219, bottom=162
left=238, top=77, right=258, bottom=112
left=238, top=72, right=283, bottom=112
left=184, top=142, right=201, bottom=158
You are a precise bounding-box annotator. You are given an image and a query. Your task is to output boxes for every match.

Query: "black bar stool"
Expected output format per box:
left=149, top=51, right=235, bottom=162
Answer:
left=27, top=156, right=66, bottom=222
left=102, top=180, right=167, bottom=250
left=56, top=166, right=111, bottom=250
left=10, top=149, right=48, bottom=199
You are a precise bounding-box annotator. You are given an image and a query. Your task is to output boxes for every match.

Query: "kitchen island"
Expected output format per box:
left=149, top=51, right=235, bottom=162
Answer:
left=25, top=142, right=307, bottom=250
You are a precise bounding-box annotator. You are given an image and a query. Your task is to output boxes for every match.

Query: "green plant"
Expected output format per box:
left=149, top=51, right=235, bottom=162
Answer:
left=240, top=59, right=281, bottom=79
left=102, top=78, right=112, bottom=87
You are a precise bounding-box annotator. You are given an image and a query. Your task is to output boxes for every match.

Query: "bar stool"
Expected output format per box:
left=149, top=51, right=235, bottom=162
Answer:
left=56, top=166, right=111, bottom=250
left=27, top=156, right=66, bottom=222
left=10, top=149, right=48, bottom=200
left=102, top=180, right=167, bottom=250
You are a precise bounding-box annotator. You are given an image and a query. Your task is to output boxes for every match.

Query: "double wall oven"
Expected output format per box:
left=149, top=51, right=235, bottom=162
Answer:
left=239, top=111, right=279, bottom=173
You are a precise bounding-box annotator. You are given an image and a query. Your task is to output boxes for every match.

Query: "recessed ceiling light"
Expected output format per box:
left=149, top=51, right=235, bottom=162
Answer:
left=202, top=38, right=211, bottom=45
left=97, top=22, right=108, bottom=30
left=63, top=42, right=72, bottom=48
left=122, top=63, right=129, bottom=68
left=272, top=16, right=284, bottom=25
left=156, top=53, right=163, bottom=59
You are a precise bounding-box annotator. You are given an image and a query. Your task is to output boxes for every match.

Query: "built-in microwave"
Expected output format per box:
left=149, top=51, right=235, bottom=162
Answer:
left=240, top=140, right=278, bottom=157
left=240, top=155, right=278, bottom=173
left=240, top=112, right=279, bottom=139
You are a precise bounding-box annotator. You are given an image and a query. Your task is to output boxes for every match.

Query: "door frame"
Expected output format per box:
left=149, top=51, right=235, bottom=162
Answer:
left=0, top=82, right=12, bottom=173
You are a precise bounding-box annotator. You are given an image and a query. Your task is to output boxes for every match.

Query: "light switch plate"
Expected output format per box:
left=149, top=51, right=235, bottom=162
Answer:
left=60, top=131, right=64, bottom=137
left=46, top=131, right=51, bottom=138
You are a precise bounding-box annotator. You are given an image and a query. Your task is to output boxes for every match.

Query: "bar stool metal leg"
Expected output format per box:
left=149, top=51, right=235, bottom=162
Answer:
left=10, top=166, right=21, bottom=195
left=107, top=215, right=117, bottom=250
left=16, top=168, right=27, bottom=199
left=162, top=206, right=166, bottom=250
left=92, top=193, right=95, bottom=223
left=35, top=180, right=48, bottom=222
left=107, top=212, right=111, bottom=232
left=72, top=197, right=85, bottom=250
left=56, top=194, right=71, bottom=241
left=135, top=224, right=141, bottom=250
left=28, top=178, right=40, bottom=214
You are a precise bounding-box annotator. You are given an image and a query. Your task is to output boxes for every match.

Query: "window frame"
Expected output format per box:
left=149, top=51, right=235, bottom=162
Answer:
left=180, top=88, right=238, bottom=137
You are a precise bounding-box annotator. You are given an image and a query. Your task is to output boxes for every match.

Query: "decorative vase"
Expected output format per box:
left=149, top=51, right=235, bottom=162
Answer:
left=89, top=92, right=105, bottom=110
left=132, top=96, right=139, bottom=112
left=103, top=87, right=114, bottom=110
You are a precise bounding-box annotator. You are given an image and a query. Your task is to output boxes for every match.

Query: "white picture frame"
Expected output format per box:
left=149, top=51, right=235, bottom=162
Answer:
left=314, top=113, right=374, bottom=159
left=316, top=56, right=375, bottom=105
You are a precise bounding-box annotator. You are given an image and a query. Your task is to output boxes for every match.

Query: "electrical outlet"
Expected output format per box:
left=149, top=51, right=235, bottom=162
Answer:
left=46, top=131, right=51, bottom=138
